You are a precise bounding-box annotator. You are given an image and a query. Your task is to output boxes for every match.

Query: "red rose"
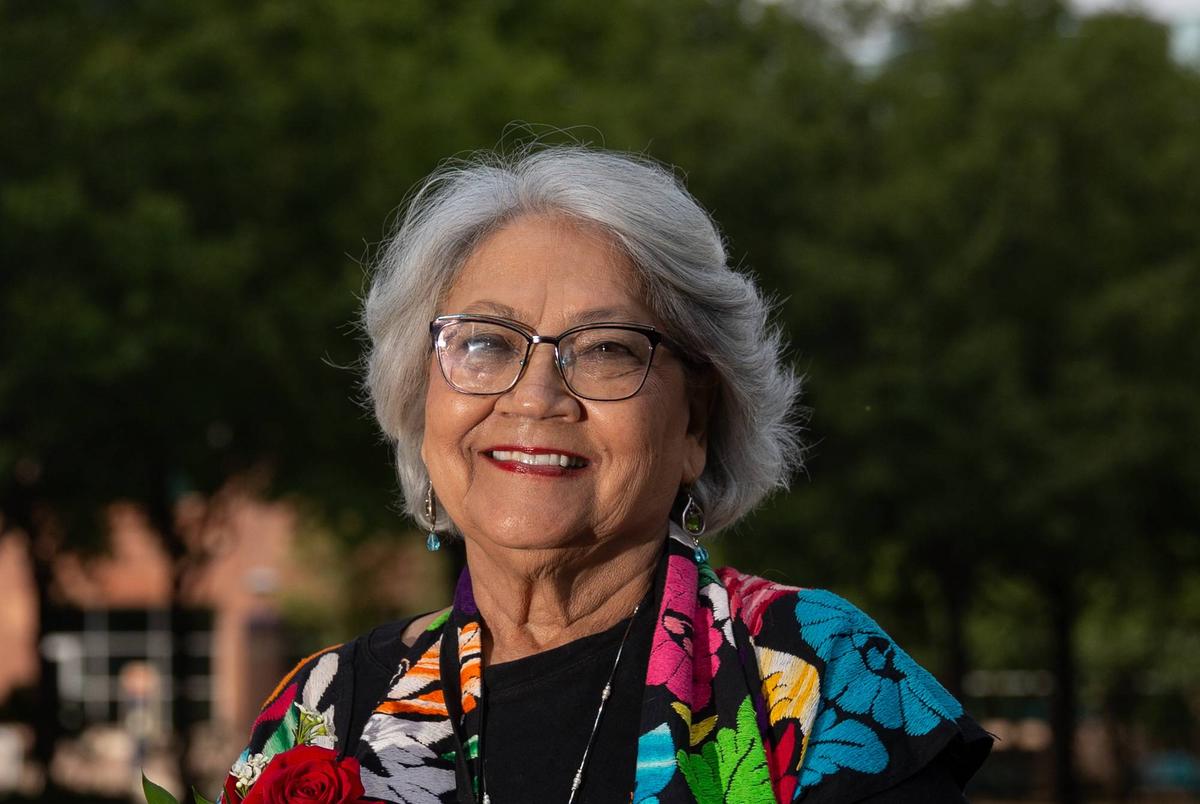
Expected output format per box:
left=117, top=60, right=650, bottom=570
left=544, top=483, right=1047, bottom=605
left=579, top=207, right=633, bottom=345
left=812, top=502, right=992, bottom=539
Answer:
left=237, top=745, right=368, bottom=804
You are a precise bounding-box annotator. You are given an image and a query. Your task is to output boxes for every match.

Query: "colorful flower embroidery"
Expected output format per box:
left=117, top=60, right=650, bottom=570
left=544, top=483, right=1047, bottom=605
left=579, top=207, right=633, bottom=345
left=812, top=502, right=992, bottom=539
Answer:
left=798, top=708, right=889, bottom=790
left=676, top=699, right=774, bottom=803
left=796, top=590, right=963, bottom=736
left=719, top=569, right=797, bottom=637
left=756, top=647, right=820, bottom=730
left=647, top=553, right=716, bottom=710
left=633, top=724, right=676, bottom=803
left=223, top=536, right=988, bottom=803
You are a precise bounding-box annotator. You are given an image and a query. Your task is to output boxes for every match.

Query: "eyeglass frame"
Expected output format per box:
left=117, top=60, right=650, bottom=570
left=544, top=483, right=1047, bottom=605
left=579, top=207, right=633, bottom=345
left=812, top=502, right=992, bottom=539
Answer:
left=428, top=313, right=684, bottom=401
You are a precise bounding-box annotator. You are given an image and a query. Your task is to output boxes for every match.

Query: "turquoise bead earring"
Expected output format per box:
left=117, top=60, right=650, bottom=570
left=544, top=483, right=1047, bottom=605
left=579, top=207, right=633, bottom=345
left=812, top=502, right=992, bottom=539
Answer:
left=681, top=491, right=707, bottom=563
left=425, top=481, right=441, bottom=552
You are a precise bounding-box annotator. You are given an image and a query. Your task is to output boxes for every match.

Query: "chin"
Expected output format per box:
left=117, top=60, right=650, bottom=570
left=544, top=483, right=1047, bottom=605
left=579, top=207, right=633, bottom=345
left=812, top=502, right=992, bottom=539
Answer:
left=467, top=511, right=596, bottom=552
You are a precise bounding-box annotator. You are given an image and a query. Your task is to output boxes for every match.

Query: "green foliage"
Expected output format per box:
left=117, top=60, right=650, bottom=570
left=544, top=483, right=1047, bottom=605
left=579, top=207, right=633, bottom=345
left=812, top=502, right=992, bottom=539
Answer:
left=738, top=0, right=1200, bottom=675
left=0, top=0, right=849, bottom=547
left=3, top=0, right=1198, bottom=761
left=141, top=773, right=179, bottom=804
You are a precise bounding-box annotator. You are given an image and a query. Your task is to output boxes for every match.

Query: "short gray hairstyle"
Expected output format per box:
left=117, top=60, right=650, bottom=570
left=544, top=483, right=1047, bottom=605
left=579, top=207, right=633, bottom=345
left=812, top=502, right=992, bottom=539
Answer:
left=363, top=146, right=803, bottom=537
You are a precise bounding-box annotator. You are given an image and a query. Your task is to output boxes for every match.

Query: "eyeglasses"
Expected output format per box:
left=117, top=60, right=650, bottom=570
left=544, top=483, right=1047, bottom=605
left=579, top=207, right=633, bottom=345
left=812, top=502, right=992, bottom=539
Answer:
left=429, top=314, right=671, bottom=401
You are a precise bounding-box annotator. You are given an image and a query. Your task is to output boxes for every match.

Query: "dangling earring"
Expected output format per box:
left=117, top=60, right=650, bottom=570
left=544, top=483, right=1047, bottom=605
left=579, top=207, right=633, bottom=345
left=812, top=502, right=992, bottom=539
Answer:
left=425, top=481, right=441, bottom=552
left=681, top=490, right=707, bottom=563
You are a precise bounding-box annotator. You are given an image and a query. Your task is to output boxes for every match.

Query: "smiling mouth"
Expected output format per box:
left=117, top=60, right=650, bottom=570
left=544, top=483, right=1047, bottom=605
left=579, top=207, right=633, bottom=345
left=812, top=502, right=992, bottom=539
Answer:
left=483, top=448, right=589, bottom=470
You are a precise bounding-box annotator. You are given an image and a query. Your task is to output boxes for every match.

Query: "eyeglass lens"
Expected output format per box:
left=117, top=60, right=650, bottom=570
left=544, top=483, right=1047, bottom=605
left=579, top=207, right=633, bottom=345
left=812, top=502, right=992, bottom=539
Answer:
left=434, top=320, right=654, bottom=400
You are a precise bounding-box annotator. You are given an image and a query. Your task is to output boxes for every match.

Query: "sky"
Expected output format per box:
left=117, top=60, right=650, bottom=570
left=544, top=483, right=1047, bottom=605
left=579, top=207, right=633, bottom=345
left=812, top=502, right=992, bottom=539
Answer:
left=843, top=0, right=1200, bottom=66
left=1073, top=0, right=1200, bottom=19
left=1073, top=0, right=1200, bottom=62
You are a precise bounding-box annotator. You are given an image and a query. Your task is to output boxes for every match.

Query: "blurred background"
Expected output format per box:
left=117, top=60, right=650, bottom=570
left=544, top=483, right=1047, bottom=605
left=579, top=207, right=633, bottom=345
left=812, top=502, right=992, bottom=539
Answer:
left=2, top=0, right=1199, bottom=801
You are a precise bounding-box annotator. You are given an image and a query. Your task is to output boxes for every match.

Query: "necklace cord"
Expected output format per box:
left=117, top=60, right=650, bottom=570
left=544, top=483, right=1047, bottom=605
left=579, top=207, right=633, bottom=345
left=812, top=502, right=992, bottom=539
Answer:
left=564, top=602, right=642, bottom=804
left=479, top=602, right=643, bottom=804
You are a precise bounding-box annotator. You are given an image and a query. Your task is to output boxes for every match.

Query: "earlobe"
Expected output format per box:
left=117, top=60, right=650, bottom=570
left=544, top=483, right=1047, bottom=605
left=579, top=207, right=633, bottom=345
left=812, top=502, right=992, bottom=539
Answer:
left=682, top=407, right=710, bottom=485
left=682, top=436, right=708, bottom=486
left=681, top=371, right=714, bottom=483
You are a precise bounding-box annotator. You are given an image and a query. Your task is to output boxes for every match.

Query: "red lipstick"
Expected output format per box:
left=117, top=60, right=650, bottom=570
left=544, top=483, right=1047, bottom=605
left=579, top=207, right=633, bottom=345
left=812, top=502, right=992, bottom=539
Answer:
left=482, top=445, right=589, bottom=477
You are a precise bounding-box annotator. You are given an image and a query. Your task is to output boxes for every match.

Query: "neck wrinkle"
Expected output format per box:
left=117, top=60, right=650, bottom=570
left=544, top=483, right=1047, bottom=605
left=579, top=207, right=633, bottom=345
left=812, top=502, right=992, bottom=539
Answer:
left=464, top=534, right=662, bottom=665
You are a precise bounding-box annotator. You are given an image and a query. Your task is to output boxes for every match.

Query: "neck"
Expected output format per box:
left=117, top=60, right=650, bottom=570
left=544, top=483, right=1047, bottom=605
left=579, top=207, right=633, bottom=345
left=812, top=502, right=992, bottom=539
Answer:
left=464, top=531, right=662, bottom=664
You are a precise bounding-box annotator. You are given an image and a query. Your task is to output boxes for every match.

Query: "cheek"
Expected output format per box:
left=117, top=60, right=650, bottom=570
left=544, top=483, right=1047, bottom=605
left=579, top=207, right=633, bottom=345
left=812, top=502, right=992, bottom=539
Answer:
left=642, top=371, right=693, bottom=451
left=422, top=373, right=489, bottom=470
left=601, top=387, right=691, bottom=485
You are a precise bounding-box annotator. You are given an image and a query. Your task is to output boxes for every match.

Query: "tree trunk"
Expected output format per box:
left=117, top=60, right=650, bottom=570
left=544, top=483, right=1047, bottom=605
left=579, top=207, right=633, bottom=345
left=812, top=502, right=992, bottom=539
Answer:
left=145, top=479, right=198, bottom=798
left=1047, top=581, right=1080, bottom=804
left=169, top=567, right=197, bottom=798
left=1102, top=670, right=1136, bottom=801
left=31, top=535, right=63, bottom=796
left=938, top=569, right=970, bottom=699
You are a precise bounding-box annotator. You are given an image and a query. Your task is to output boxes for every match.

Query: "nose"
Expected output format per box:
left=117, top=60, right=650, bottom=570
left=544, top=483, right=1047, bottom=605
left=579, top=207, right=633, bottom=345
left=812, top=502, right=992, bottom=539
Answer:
left=494, top=342, right=580, bottom=419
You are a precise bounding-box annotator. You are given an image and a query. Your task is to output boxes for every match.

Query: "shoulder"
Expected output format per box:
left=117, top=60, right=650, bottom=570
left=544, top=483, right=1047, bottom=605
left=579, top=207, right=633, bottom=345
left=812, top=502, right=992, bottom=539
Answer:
left=221, top=610, right=449, bottom=802
left=258, top=610, right=450, bottom=734
left=717, top=567, right=959, bottom=720
left=716, top=568, right=992, bottom=801
left=242, top=642, right=348, bottom=757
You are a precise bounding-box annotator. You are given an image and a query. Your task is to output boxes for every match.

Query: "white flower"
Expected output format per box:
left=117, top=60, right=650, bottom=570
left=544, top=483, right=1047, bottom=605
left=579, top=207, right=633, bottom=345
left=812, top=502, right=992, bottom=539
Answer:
left=231, top=752, right=270, bottom=796
left=295, top=703, right=335, bottom=747
left=295, top=703, right=326, bottom=722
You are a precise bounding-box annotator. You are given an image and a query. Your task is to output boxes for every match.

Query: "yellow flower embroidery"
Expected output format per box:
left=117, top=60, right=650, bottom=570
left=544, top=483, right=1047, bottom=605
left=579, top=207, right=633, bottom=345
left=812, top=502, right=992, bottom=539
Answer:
left=671, top=701, right=719, bottom=747
left=756, top=647, right=820, bottom=729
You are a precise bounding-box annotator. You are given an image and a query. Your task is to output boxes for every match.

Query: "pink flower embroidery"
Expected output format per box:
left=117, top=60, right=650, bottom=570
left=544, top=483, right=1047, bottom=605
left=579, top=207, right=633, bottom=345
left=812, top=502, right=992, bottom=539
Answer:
left=720, top=569, right=798, bottom=636
left=647, top=554, right=719, bottom=710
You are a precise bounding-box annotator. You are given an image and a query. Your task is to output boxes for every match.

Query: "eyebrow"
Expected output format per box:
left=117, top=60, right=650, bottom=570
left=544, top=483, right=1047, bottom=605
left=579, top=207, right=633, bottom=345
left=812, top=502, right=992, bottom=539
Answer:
left=453, top=302, right=650, bottom=328
left=458, top=301, right=523, bottom=319
left=568, top=307, right=646, bottom=325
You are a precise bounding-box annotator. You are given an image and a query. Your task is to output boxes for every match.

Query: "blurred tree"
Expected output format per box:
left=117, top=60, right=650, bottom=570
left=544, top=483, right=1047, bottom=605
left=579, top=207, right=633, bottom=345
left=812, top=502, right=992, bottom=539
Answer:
left=0, top=1, right=398, bottom=791
left=0, top=0, right=850, bottom=793
left=735, top=2, right=1200, bottom=801
left=4, top=0, right=1198, bottom=800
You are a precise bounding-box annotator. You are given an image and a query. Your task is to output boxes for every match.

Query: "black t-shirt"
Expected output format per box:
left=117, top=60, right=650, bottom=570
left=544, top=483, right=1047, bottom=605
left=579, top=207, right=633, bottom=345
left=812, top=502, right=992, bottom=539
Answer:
left=479, top=604, right=654, bottom=803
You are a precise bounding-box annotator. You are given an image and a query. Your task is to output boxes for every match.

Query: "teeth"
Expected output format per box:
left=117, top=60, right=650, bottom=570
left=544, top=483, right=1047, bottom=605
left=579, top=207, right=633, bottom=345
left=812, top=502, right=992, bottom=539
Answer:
left=490, top=450, right=585, bottom=468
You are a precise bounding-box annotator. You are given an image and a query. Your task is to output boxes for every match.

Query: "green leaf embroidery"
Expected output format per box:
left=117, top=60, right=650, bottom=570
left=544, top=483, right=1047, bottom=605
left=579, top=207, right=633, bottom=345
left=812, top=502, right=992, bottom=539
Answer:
left=439, top=733, right=479, bottom=764
left=141, top=773, right=180, bottom=804
left=191, top=788, right=216, bottom=804
left=676, top=699, right=773, bottom=803
left=427, top=608, right=452, bottom=631
left=263, top=703, right=300, bottom=756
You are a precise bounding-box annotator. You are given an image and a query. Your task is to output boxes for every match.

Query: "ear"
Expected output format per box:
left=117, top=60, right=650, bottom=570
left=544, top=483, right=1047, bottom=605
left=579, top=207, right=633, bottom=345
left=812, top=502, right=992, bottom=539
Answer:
left=681, top=369, right=715, bottom=484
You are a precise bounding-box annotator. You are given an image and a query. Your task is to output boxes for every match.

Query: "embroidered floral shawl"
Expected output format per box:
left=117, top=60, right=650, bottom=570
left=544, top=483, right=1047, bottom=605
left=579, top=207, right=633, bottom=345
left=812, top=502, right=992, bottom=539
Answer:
left=222, top=533, right=990, bottom=802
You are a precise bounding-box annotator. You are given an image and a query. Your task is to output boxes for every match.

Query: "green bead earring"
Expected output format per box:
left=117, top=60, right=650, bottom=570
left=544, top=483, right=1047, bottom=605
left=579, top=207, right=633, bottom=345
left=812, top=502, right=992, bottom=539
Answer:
left=681, top=491, right=707, bottom=563
left=425, top=481, right=441, bottom=552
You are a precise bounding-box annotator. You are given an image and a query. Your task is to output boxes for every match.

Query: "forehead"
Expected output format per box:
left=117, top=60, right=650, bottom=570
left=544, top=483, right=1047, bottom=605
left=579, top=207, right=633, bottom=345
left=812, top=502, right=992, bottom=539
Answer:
left=442, top=215, right=655, bottom=329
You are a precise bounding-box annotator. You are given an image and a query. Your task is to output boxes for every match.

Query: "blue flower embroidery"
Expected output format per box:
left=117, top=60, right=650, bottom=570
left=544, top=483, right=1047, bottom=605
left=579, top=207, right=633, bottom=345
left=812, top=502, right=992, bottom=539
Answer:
left=796, top=590, right=963, bottom=736
left=633, top=724, right=677, bottom=803
left=798, top=708, right=888, bottom=791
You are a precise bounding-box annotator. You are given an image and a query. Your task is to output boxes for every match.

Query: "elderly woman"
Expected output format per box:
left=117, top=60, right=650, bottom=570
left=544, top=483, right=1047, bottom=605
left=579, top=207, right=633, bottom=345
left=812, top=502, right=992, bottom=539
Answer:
left=221, top=147, right=991, bottom=804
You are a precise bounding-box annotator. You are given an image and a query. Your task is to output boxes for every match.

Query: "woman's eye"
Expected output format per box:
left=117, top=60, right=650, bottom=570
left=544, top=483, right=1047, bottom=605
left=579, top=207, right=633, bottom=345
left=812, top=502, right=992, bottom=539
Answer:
left=585, top=341, right=633, bottom=356
left=576, top=341, right=644, bottom=370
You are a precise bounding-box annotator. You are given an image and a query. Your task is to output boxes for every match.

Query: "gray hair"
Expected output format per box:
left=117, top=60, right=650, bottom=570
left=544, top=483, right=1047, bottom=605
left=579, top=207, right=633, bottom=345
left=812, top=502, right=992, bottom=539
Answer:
left=363, top=146, right=803, bottom=537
